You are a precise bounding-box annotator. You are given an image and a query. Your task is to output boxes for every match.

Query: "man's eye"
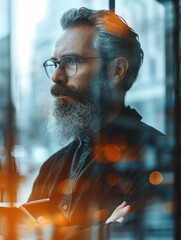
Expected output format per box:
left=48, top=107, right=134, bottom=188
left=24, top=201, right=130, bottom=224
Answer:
left=64, top=57, right=77, bottom=65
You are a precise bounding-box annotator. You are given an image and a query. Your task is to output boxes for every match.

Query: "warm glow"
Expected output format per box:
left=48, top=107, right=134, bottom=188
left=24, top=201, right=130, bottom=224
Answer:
left=0, top=170, right=9, bottom=188
left=96, top=12, right=131, bottom=39
left=93, top=136, right=128, bottom=163
left=92, top=209, right=109, bottom=222
left=106, top=172, right=121, bottom=186
left=37, top=215, right=50, bottom=224
left=149, top=171, right=163, bottom=185
left=104, top=144, right=121, bottom=162
left=52, top=213, right=69, bottom=226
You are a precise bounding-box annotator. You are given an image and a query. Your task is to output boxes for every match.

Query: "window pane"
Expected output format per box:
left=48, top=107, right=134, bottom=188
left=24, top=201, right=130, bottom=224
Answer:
left=112, top=0, right=174, bottom=239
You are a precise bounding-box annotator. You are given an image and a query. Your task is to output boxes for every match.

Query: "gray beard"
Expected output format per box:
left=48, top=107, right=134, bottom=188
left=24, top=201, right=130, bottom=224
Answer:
left=46, top=99, right=101, bottom=146
left=46, top=70, right=112, bottom=146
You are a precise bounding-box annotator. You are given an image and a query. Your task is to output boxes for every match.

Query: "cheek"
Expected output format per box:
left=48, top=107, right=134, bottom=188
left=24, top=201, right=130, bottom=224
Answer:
left=71, top=64, right=101, bottom=91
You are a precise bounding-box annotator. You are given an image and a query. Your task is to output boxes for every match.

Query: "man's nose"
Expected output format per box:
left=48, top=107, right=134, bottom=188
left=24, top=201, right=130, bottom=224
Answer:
left=51, top=67, right=68, bottom=84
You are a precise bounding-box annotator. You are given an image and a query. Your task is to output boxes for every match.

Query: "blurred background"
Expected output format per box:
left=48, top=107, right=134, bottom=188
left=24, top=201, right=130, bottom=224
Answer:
left=0, top=0, right=180, bottom=239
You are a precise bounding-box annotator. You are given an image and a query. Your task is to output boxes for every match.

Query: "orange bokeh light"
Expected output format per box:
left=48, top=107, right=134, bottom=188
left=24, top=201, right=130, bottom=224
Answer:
left=149, top=171, right=163, bottom=185
left=104, top=144, right=121, bottom=162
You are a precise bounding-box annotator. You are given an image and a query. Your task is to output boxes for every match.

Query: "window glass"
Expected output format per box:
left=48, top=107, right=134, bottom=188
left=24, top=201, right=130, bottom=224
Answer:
left=0, top=1, right=176, bottom=239
left=115, top=0, right=165, bottom=133
left=113, top=1, right=173, bottom=239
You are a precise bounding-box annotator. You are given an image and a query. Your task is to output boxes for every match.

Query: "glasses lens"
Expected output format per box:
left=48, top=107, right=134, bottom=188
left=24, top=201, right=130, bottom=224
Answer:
left=44, top=60, right=55, bottom=79
left=61, top=57, right=77, bottom=77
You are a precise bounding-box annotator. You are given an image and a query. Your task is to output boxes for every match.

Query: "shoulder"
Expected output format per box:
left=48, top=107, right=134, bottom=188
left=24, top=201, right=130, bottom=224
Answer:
left=121, top=106, right=165, bottom=144
left=101, top=107, right=165, bottom=146
left=139, top=121, right=165, bottom=145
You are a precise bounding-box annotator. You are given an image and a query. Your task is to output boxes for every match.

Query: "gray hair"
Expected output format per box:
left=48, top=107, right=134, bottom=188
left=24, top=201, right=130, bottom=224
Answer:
left=60, top=7, right=144, bottom=91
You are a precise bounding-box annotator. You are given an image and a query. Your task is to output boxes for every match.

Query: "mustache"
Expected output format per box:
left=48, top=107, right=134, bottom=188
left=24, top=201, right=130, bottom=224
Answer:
left=50, top=84, right=87, bottom=102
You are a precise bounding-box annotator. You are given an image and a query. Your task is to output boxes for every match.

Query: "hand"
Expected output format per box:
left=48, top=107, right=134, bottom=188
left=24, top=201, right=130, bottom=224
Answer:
left=105, top=201, right=132, bottom=224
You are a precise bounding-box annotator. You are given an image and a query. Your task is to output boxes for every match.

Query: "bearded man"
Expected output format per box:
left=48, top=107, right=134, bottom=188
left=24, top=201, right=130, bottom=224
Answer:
left=27, top=7, right=164, bottom=240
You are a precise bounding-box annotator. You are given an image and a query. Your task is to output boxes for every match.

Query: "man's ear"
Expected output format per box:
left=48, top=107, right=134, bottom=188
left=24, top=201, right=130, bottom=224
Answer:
left=113, top=57, right=129, bottom=81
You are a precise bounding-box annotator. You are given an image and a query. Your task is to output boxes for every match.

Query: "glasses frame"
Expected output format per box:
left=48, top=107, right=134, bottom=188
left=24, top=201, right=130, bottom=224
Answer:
left=43, top=55, right=101, bottom=79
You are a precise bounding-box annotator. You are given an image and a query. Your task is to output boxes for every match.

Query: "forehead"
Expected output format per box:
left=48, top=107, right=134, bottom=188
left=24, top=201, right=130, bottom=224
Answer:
left=54, top=24, right=96, bottom=57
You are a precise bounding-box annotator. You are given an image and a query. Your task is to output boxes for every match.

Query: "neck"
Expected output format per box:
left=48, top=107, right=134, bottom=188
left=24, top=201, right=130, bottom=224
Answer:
left=105, top=97, right=126, bottom=125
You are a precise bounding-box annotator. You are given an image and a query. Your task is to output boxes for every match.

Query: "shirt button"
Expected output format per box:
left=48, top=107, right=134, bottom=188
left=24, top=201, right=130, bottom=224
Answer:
left=63, top=204, right=68, bottom=210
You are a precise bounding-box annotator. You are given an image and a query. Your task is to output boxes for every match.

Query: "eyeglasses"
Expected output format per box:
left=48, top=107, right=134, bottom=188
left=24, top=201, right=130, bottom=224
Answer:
left=43, top=55, right=101, bottom=79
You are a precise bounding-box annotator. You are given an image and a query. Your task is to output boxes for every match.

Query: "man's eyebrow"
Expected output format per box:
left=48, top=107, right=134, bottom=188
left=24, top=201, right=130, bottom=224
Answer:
left=52, top=53, right=83, bottom=60
left=62, top=53, right=83, bottom=58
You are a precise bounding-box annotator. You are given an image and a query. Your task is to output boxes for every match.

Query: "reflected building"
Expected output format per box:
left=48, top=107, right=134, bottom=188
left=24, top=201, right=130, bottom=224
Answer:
left=116, top=0, right=166, bottom=133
